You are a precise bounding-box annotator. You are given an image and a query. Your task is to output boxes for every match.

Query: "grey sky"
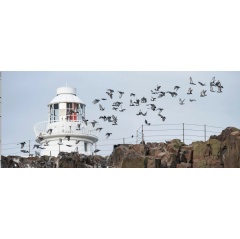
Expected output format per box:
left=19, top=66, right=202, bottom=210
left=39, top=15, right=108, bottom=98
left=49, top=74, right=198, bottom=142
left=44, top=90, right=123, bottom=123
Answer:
left=2, top=71, right=240, bottom=156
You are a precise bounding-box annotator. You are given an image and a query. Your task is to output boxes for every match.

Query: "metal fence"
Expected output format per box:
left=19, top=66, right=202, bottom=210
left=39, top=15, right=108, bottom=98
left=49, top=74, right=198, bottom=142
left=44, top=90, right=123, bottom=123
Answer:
left=136, top=123, right=224, bottom=145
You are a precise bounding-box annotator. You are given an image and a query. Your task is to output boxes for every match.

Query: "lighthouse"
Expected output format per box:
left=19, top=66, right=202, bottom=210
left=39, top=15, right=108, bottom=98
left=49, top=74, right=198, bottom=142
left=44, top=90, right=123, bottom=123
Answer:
left=34, top=86, right=98, bottom=156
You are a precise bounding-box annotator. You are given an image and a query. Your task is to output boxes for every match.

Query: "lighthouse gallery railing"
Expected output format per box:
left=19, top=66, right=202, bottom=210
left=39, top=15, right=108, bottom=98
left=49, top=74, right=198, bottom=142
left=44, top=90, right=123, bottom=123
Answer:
left=34, top=120, right=99, bottom=137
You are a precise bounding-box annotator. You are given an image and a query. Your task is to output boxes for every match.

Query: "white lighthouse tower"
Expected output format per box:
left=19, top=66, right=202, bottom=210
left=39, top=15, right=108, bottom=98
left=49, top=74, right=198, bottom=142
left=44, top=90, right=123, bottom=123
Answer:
left=34, top=86, right=98, bottom=156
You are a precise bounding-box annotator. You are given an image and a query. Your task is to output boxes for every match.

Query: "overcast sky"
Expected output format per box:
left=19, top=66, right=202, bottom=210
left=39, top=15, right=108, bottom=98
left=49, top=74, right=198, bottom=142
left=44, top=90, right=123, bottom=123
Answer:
left=2, top=71, right=240, bottom=156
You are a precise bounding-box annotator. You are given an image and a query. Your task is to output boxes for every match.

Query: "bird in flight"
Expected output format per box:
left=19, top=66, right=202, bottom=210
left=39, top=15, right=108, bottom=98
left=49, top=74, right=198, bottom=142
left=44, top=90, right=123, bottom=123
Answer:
left=198, top=81, right=206, bottom=86
left=174, top=86, right=180, bottom=91
left=47, top=128, right=53, bottom=135
left=82, top=117, right=88, bottom=126
left=145, top=120, right=151, bottom=126
left=190, top=77, right=196, bottom=85
left=200, top=90, right=207, bottom=97
left=189, top=99, right=196, bottom=102
left=96, top=127, right=103, bottom=132
left=76, top=140, right=81, bottom=144
left=90, top=120, right=98, bottom=127
left=130, top=93, right=136, bottom=97
left=99, top=104, right=105, bottom=111
left=179, top=99, right=185, bottom=105
left=154, top=85, right=161, bottom=91
left=106, top=133, right=112, bottom=139
left=118, top=91, right=124, bottom=98
left=44, top=140, right=49, bottom=146
left=92, top=99, right=100, bottom=104
left=33, top=144, right=41, bottom=149
left=94, top=149, right=100, bottom=153
left=187, top=87, right=193, bottom=95
left=18, top=142, right=26, bottom=149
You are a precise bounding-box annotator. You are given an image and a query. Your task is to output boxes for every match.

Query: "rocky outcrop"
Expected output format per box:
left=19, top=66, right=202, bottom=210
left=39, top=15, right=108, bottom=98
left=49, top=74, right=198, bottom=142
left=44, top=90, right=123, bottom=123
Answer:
left=108, top=127, right=240, bottom=168
left=1, top=153, right=107, bottom=168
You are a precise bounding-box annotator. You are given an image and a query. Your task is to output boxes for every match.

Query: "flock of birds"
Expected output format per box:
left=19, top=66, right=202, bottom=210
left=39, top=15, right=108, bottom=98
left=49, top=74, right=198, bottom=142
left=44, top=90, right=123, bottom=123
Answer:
left=17, top=77, right=224, bottom=155
left=87, top=77, right=224, bottom=139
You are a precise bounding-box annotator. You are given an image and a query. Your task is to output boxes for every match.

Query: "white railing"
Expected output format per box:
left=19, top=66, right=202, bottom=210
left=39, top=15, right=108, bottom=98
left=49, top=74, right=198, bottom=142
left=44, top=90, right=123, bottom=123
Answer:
left=34, top=120, right=99, bottom=137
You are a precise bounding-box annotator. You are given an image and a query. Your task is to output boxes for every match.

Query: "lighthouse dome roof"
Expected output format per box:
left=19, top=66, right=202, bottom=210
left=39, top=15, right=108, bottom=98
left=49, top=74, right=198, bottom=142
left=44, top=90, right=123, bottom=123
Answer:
left=49, top=87, right=84, bottom=105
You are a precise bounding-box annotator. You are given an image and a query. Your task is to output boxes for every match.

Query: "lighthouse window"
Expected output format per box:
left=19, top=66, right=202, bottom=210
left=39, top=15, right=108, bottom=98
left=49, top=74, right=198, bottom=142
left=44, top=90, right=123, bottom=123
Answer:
left=53, top=104, right=59, bottom=122
left=84, top=142, right=88, bottom=152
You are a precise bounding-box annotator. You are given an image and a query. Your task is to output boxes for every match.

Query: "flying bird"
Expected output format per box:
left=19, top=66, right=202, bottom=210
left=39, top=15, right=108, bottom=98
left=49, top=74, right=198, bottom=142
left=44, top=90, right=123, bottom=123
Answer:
left=18, top=142, right=26, bottom=149
left=92, top=99, right=100, bottom=104
left=141, top=97, right=147, bottom=103
left=76, top=140, right=81, bottom=144
left=99, top=104, right=105, bottom=111
left=44, top=140, right=49, bottom=146
left=130, top=93, right=136, bottom=97
left=21, top=150, right=29, bottom=153
left=47, top=128, right=53, bottom=135
left=145, top=120, right=151, bottom=126
left=33, top=144, right=40, bottom=149
left=190, top=77, right=196, bottom=85
left=200, top=90, right=207, bottom=97
left=106, top=91, right=113, bottom=99
left=106, top=133, right=112, bottom=139
left=189, top=99, right=196, bottom=102
left=96, top=127, right=103, bottom=132
left=130, top=100, right=135, bottom=106
left=154, top=85, right=161, bottom=91
left=118, top=91, right=124, bottom=98
left=187, top=87, right=193, bottom=95
left=90, top=120, right=98, bottom=127
left=94, top=149, right=100, bottom=153
left=174, top=86, right=180, bottom=91
left=198, top=81, right=206, bottom=86
left=179, top=99, right=185, bottom=105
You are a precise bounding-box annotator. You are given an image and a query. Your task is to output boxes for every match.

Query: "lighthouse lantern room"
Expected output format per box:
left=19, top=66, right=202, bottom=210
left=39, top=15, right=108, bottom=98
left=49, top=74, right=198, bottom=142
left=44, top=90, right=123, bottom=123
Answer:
left=34, top=86, right=98, bottom=157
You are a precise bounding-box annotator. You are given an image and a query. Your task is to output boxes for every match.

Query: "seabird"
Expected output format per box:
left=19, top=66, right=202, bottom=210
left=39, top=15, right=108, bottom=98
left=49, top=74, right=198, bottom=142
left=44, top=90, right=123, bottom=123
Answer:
left=187, top=87, right=193, bottom=95
left=118, top=91, right=124, bottom=98
left=154, top=85, right=161, bottom=91
left=76, top=140, right=81, bottom=144
left=179, top=99, right=185, bottom=105
left=174, top=86, right=180, bottom=91
left=198, top=81, right=206, bottom=86
left=190, top=77, right=196, bottom=85
left=106, top=133, right=112, bottom=139
left=141, top=97, right=147, bottom=103
left=92, top=99, right=100, bottom=104
left=130, top=99, right=135, bottom=106
left=47, top=128, right=53, bottom=135
left=94, top=149, right=100, bottom=153
left=99, top=104, right=105, bottom=111
left=76, top=124, right=81, bottom=130
left=189, top=99, right=196, bottom=102
left=33, top=144, right=40, bottom=149
left=90, top=120, right=98, bottom=127
left=130, top=93, right=136, bottom=97
left=145, top=120, right=151, bottom=126
left=200, top=90, right=207, bottom=97
left=18, top=142, right=26, bottom=149
left=106, top=91, right=113, bottom=99
left=96, top=127, right=103, bottom=132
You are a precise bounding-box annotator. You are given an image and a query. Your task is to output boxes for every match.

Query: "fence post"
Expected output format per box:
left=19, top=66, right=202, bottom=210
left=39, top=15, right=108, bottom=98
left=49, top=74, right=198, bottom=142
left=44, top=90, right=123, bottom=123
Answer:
left=183, top=123, right=185, bottom=144
left=29, top=140, right=31, bottom=157
left=204, top=125, right=206, bottom=142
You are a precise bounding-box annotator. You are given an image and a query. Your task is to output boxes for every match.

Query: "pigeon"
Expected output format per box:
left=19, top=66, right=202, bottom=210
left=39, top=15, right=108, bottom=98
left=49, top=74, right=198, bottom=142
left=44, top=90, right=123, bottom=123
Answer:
left=210, top=85, right=215, bottom=92
left=147, top=104, right=157, bottom=111
left=217, top=86, right=222, bottom=93
left=96, top=127, right=103, bottom=132
left=187, top=87, right=193, bottom=95
left=33, top=144, right=40, bottom=149
left=151, top=97, right=156, bottom=101
left=18, top=142, right=26, bottom=149
left=158, top=92, right=165, bottom=98
left=106, top=91, right=113, bottom=99
left=99, top=116, right=107, bottom=121
left=141, top=97, right=147, bottom=103
left=82, top=116, right=88, bottom=125
left=92, top=99, right=100, bottom=104
left=112, top=107, right=118, bottom=111
left=112, top=115, right=118, bottom=125
left=99, top=104, right=105, bottom=111
left=106, top=133, right=112, bottom=139
left=76, top=140, right=81, bottom=144
left=151, top=90, right=158, bottom=95
left=94, top=149, right=100, bottom=153
left=65, top=136, right=71, bottom=141
left=118, top=91, right=124, bottom=98
left=154, top=85, right=161, bottom=91
left=174, top=86, right=180, bottom=91
left=134, top=99, right=140, bottom=106
left=190, top=77, right=196, bottom=85
left=90, top=120, right=98, bottom=127
left=44, top=140, right=49, bottom=146
left=179, top=99, right=185, bottom=105
left=142, top=111, right=147, bottom=116
left=167, top=91, right=178, bottom=97
left=159, top=114, right=166, bottom=121
left=21, top=150, right=29, bottom=153
left=200, top=90, right=207, bottom=97
left=198, top=81, right=206, bottom=86
left=145, top=120, right=151, bottom=126
left=130, top=99, right=135, bottom=106
left=119, top=105, right=126, bottom=112
left=130, top=93, right=136, bottom=97
left=66, top=145, right=72, bottom=147
left=47, top=128, right=53, bottom=135
left=189, top=99, right=196, bottom=102
left=101, top=98, right=107, bottom=100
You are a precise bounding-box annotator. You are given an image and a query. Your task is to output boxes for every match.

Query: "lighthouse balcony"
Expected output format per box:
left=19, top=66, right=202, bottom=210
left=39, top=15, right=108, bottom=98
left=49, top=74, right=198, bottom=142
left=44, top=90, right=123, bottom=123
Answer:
left=34, top=120, right=99, bottom=139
